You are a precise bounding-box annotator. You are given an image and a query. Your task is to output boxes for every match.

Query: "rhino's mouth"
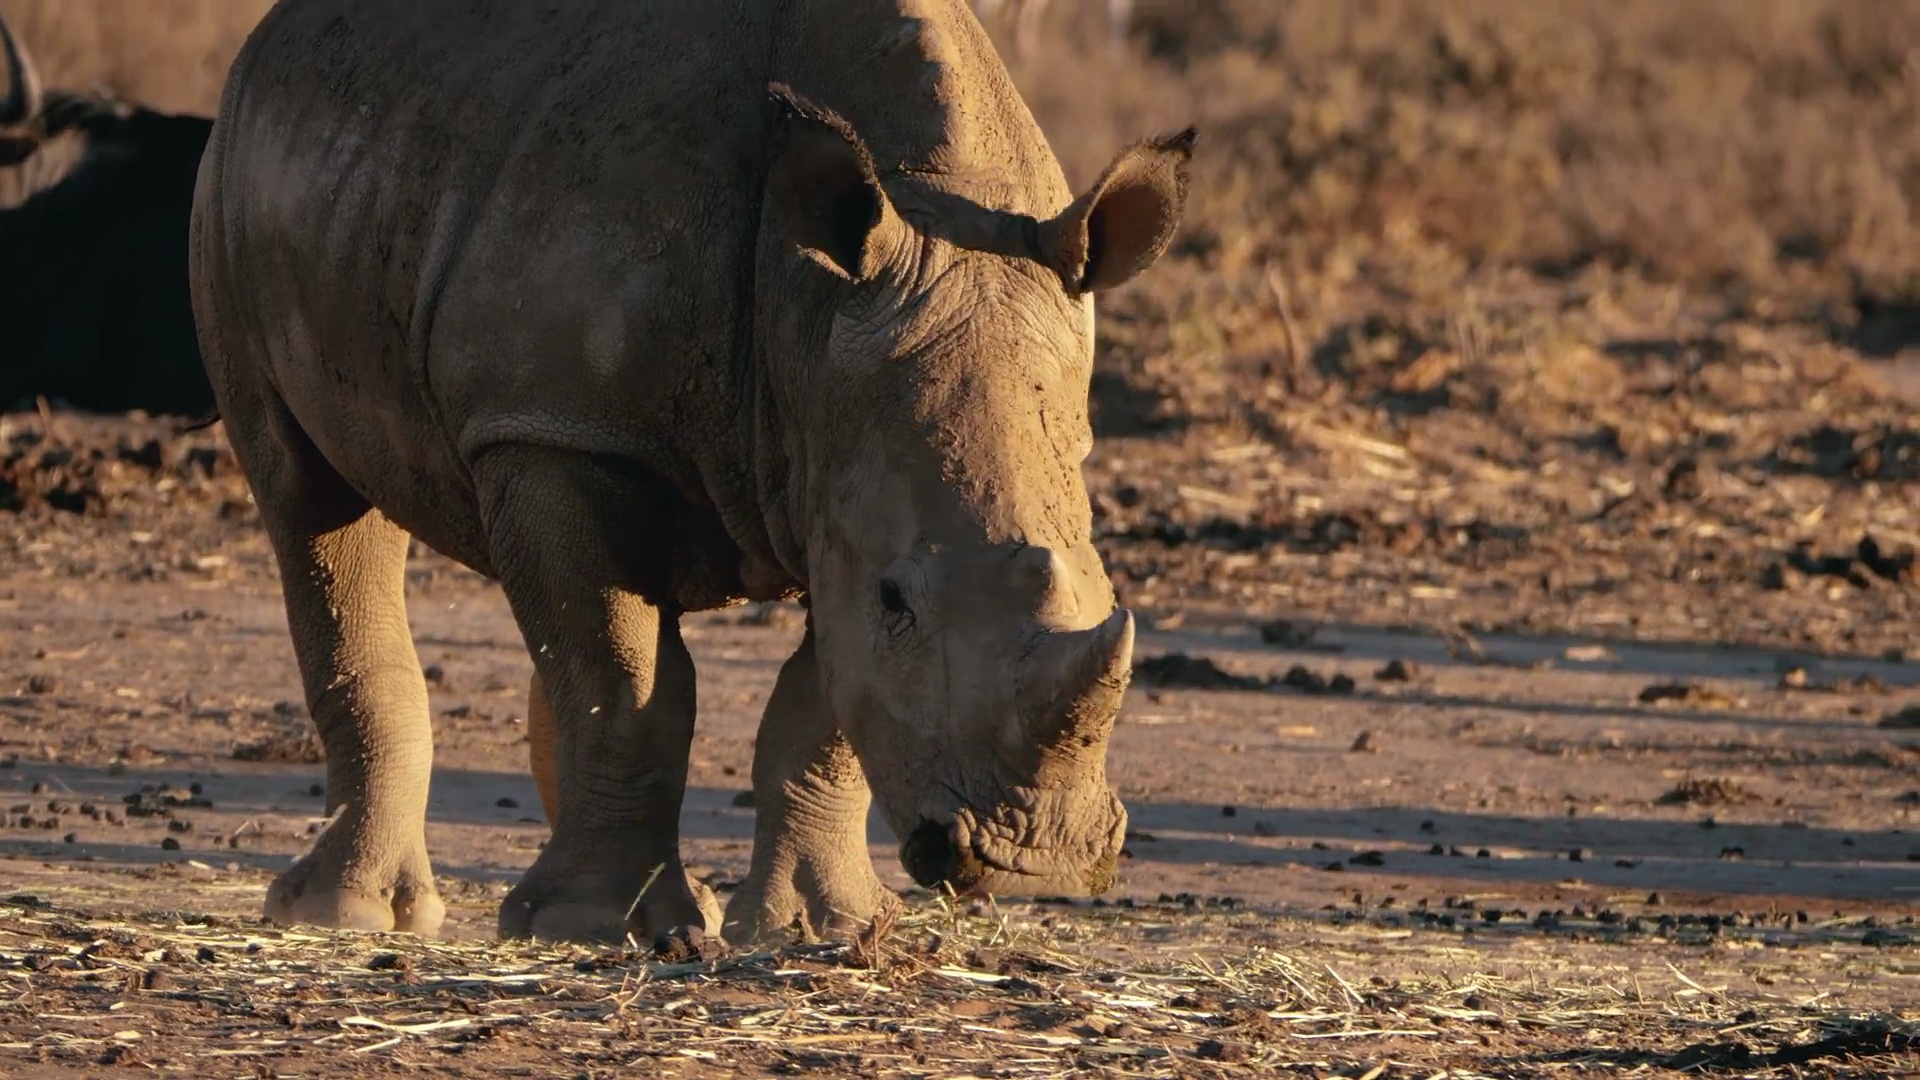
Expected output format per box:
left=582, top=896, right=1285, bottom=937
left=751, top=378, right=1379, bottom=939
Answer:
left=899, top=785, right=1127, bottom=897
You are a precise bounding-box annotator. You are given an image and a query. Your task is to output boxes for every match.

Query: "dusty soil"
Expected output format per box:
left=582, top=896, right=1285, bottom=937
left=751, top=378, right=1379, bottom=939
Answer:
left=0, top=411, right=1913, bottom=1078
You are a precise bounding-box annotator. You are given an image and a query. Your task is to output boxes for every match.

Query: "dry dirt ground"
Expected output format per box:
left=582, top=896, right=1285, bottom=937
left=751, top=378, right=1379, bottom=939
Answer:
left=2, top=0, right=1919, bottom=1076
left=0, top=413, right=1912, bottom=1078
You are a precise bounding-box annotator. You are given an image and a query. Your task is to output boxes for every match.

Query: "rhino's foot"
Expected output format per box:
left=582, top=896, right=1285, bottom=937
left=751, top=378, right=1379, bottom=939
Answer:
left=499, top=854, right=721, bottom=946
left=264, top=824, right=445, bottom=936
left=723, top=844, right=899, bottom=947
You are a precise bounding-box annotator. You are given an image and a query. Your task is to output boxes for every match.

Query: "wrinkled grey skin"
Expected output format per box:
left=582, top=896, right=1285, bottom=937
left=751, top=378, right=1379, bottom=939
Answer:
left=0, top=17, right=214, bottom=416
left=190, top=0, right=1192, bottom=945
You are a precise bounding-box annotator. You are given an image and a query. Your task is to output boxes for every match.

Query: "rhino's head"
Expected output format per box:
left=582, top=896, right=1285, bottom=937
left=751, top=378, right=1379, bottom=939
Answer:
left=760, top=86, right=1192, bottom=900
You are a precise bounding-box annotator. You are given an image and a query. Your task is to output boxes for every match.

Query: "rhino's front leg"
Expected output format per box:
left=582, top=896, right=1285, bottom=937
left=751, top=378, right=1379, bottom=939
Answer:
left=522, top=666, right=721, bottom=932
left=477, top=447, right=716, bottom=944
left=724, top=630, right=898, bottom=946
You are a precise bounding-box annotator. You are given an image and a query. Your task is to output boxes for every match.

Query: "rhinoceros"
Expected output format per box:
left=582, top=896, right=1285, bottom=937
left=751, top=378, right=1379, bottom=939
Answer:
left=0, top=16, right=215, bottom=416
left=190, top=0, right=1192, bottom=945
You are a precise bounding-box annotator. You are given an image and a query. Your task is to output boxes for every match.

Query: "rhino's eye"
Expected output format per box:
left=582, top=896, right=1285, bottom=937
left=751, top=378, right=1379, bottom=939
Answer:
left=878, top=579, right=915, bottom=640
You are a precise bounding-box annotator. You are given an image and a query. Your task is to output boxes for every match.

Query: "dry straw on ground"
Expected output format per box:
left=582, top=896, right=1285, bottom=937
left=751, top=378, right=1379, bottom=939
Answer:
left=1, top=892, right=1914, bottom=1077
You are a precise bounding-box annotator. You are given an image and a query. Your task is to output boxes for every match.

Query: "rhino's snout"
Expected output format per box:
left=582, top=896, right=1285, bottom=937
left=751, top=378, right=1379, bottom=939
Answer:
left=901, top=818, right=971, bottom=891
left=898, top=796, right=1126, bottom=899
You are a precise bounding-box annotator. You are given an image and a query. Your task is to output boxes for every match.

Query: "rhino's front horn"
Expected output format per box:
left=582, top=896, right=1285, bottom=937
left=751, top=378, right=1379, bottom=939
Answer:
left=0, top=16, right=41, bottom=126
left=1021, top=607, right=1135, bottom=759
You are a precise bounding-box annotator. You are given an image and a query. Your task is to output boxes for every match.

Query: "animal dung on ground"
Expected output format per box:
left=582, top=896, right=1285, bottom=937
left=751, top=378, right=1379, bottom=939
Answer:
left=1257, top=620, right=1343, bottom=652
left=1131, top=653, right=1356, bottom=695
left=1638, top=682, right=1738, bottom=708
left=1132, top=652, right=1265, bottom=691
left=1879, top=705, right=1920, bottom=729
left=1374, top=658, right=1419, bottom=681
left=1657, top=776, right=1757, bottom=806
left=1281, top=665, right=1355, bottom=695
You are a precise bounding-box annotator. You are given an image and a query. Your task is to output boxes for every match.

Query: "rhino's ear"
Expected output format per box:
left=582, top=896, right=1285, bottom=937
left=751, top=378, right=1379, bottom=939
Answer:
left=1037, top=128, right=1196, bottom=296
left=766, top=83, right=906, bottom=281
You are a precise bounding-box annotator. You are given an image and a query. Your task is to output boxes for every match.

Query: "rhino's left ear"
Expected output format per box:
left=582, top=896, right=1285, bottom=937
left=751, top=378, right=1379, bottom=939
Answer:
left=1037, top=128, right=1197, bottom=296
left=766, top=83, right=908, bottom=281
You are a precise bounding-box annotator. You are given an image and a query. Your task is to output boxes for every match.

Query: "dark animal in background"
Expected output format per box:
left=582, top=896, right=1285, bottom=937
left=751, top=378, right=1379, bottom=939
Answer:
left=0, top=15, right=214, bottom=417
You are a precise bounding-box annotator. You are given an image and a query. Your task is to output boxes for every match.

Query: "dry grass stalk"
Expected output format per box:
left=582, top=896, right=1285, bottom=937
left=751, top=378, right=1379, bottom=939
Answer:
left=0, top=894, right=1912, bottom=1076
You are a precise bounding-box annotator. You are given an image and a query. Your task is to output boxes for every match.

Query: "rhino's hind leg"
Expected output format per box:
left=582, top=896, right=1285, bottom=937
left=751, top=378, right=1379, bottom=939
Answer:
left=478, top=446, right=716, bottom=945
left=221, top=388, right=444, bottom=936
left=724, top=631, right=897, bottom=946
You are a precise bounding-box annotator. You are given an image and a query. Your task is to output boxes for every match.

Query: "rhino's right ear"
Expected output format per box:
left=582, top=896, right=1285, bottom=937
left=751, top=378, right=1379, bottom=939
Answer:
left=766, top=83, right=906, bottom=281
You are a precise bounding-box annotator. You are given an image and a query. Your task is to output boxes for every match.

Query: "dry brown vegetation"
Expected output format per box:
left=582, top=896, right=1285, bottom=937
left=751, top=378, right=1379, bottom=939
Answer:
left=0, top=2, right=1916, bottom=1077
left=1000, top=0, right=1920, bottom=657
left=2, top=895, right=1914, bottom=1078
left=1030, top=0, right=1920, bottom=306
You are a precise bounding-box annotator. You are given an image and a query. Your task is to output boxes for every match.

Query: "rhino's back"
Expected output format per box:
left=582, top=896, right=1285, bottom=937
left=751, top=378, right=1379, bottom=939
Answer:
left=201, top=1, right=774, bottom=560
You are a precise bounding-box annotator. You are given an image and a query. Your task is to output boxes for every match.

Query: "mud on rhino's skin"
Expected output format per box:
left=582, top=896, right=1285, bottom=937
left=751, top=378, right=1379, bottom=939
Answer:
left=188, top=0, right=1192, bottom=946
